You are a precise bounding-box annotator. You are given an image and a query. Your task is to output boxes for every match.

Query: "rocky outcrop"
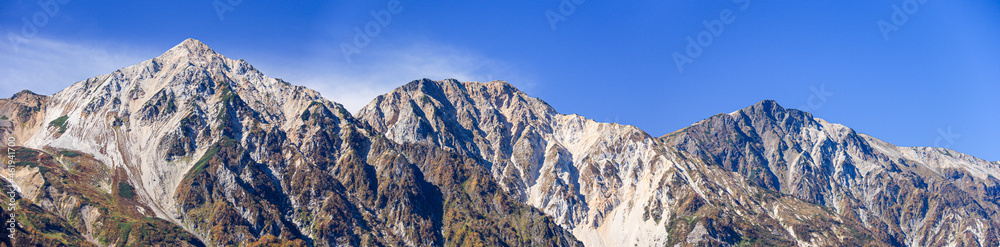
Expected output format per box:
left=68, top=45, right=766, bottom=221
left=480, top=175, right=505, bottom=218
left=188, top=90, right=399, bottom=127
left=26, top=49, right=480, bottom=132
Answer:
left=2, top=146, right=202, bottom=246
left=1, top=39, right=578, bottom=246
left=3, top=39, right=998, bottom=246
left=662, top=100, right=1000, bottom=246
left=0, top=90, right=48, bottom=143
left=358, top=80, right=1000, bottom=246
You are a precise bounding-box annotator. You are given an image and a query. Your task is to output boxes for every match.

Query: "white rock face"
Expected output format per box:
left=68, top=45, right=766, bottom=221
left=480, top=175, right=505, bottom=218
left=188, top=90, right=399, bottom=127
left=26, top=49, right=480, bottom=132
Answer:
left=4, top=40, right=998, bottom=246
left=666, top=100, right=1000, bottom=246
left=3, top=40, right=578, bottom=246
left=358, top=79, right=710, bottom=246
left=359, top=80, right=1000, bottom=246
left=16, top=38, right=328, bottom=228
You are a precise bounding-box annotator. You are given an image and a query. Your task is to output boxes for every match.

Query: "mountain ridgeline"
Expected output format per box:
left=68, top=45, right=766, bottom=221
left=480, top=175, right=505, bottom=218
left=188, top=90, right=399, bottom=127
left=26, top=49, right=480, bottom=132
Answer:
left=0, top=39, right=997, bottom=246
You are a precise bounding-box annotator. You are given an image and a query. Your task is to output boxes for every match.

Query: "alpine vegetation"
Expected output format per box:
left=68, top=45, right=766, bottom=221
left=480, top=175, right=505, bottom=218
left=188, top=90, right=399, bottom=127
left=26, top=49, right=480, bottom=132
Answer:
left=1, top=39, right=997, bottom=246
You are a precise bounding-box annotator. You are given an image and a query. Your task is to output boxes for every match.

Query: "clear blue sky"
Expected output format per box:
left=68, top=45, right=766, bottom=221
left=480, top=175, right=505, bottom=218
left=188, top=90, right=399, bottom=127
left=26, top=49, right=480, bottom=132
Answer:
left=2, top=0, right=998, bottom=160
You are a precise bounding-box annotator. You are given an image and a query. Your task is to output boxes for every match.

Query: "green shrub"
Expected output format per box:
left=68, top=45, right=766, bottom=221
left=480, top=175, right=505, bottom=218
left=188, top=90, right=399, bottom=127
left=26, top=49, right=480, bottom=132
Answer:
left=61, top=150, right=82, bottom=157
left=49, top=115, right=70, bottom=133
left=118, top=182, right=136, bottom=200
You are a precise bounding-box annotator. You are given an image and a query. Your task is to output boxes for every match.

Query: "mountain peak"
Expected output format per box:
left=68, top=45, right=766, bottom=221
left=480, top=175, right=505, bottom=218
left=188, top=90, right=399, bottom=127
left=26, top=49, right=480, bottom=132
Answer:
left=158, top=38, right=218, bottom=61
left=752, top=99, right=782, bottom=109
left=11, top=89, right=40, bottom=99
left=733, top=99, right=790, bottom=117
left=403, top=78, right=513, bottom=89
left=175, top=38, right=213, bottom=51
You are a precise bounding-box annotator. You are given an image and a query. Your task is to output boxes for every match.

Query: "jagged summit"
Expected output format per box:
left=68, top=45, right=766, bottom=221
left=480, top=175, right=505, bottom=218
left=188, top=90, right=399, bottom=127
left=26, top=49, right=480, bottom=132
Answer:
left=178, top=37, right=210, bottom=48
left=4, top=38, right=1000, bottom=246
left=46, top=38, right=292, bottom=118
left=752, top=99, right=781, bottom=109
left=3, top=42, right=582, bottom=246
left=736, top=99, right=787, bottom=114
left=11, top=89, right=40, bottom=99
left=723, top=99, right=824, bottom=128
left=13, top=38, right=340, bottom=232
left=377, top=78, right=553, bottom=117
left=400, top=78, right=519, bottom=93
left=359, top=78, right=561, bottom=145
left=158, top=38, right=219, bottom=60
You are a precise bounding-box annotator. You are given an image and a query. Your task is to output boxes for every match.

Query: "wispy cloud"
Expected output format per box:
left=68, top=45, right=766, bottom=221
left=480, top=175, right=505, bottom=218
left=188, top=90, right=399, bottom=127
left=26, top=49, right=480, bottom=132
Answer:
left=0, top=37, right=530, bottom=115
left=254, top=41, right=533, bottom=113
left=0, top=37, right=151, bottom=97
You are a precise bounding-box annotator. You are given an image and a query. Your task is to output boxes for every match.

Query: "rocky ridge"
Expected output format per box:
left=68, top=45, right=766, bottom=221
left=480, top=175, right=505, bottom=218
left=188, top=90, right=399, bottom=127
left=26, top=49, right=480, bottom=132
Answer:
left=1, top=39, right=997, bottom=246
left=1, top=39, right=578, bottom=246
left=358, top=79, right=1000, bottom=246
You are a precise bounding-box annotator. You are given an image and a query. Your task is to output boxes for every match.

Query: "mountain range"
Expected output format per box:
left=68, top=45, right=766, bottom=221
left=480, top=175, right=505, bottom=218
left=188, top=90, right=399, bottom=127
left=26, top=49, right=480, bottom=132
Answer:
left=1, top=39, right=998, bottom=246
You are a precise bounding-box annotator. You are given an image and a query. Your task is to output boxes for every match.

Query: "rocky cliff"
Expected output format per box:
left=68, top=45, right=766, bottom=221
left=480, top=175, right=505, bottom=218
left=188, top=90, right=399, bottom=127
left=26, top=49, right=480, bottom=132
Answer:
left=1, top=39, right=997, bottom=246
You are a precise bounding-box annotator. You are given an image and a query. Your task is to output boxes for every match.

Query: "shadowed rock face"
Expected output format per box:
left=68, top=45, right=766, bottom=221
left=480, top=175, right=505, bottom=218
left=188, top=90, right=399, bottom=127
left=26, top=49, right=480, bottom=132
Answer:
left=358, top=80, right=1000, bottom=246
left=662, top=100, right=1000, bottom=246
left=2, top=39, right=998, bottom=246
left=0, top=90, right=48, bottom=142
left=1, top=39, right=580, bottom=247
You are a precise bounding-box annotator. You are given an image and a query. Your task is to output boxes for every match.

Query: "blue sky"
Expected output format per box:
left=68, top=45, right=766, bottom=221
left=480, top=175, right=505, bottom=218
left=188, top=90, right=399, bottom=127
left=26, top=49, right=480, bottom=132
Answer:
left=2, top=0, right=998, bottom=160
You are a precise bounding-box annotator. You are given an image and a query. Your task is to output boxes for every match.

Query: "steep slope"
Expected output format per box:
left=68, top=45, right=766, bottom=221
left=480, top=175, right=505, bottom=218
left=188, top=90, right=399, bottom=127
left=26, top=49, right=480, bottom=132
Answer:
left=357, top=79, right=896, bottom=246
left=2, top=39, right=579, bottom=246
left=1, top=146, right=203, bottom=246
left=14, top=38, right=328, bottom=222
left=357, top=79, right=644, bottom=231
left=662, top=100, right=1000, bottom=246
left=0, top=178, right=95, bottom=247
left=2, top=38, right=445, bottom=245
left=394, top=142, right=582, bottom=246
left=5, top=38, right=998, bottom=246
left=0, top=90, right=48, bottom=144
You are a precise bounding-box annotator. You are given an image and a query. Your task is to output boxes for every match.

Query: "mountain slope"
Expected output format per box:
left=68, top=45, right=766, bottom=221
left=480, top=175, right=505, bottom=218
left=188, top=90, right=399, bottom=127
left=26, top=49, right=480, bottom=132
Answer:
left=662, top=100, right=1000, bottom=246
left=357, top=79, right=856, bottom=246
left=358, top=79, right=999, bottom=246
left=2, top=39, right=998, bottom=246
left=0, top=178, right=96, bottom=247
left=1, top=146, right=203, bottom=246
left=1, top=39, right=579, bottom=246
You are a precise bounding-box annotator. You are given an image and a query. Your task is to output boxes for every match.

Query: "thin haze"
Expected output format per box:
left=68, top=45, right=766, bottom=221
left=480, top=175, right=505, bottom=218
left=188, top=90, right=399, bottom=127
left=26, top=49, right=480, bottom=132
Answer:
left=1, top=0, right=998, bottom=160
